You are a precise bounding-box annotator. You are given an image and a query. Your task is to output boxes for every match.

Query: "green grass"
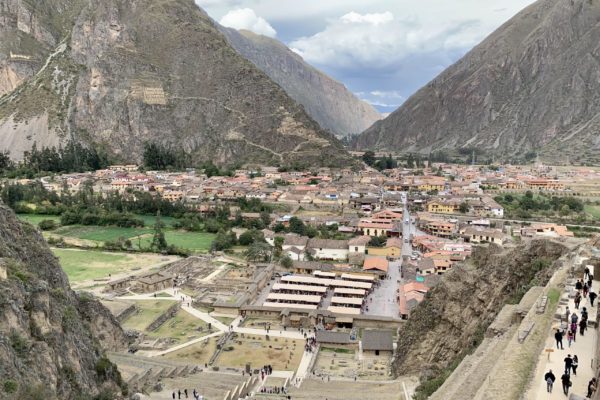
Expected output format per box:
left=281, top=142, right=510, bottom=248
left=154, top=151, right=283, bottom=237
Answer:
left=585, top=205, right=600, bottom=220
left=145, top=309, right=209, bottom=342
left=54, top=225, right=152, bottom=242
left=17, top=214, right=61, bottom=226
left=52, top=249, right=129, bottom=282
left=138, top=231, right=215, bottom=252
left=134, top=214, right=179, bottom=227
left=121, top=300, right=175, bottom=331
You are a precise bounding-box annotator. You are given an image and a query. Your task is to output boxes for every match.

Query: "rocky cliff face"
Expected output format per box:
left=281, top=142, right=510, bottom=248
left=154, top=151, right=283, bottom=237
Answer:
left=221, top=28, right=381, bottom=137
left=393, top=240, right=566, bottom=381
left=0, top=0, right=352, bottom=167
left=0, top=203, right=127, bottom=399
left=354, top=0, right=600, bottom=164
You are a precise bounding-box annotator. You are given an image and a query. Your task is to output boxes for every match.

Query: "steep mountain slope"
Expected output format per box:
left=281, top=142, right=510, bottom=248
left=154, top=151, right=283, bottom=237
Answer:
left=0, top=0, right=352, bottom=167
left=393, top=240, right=566, bottom=397
left=354, top=0, right=600, bottom=164
left=0, top=202, right=127, bottom=399
left=220, top=27, right=381, bottom=137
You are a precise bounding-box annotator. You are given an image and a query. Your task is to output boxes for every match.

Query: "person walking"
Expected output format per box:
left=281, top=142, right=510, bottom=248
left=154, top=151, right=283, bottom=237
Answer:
left=564, top=354, right=573, bottom=375
left=555, top=329, right=564, bottom=349
left=590, top=291, right=598, bottom=307
left=562, top=372, right=572, bottom=395
left=575, top=292, right=582, bottom=309
left=583, top=282, right=589, bottom=298
left=567, top=330, right=574, bottom=347
left=580, top=318, right=587, bottom=336
left=588, top=378, right=598, bottom=398
left=565, top=305, right=570, bottom=323
left=172, top=392, right=176, bottom=400
left=585, top=266, right=590, bottom=281
left=544, top=370, right=556, bottom=393
left=571, top=355, right=579, bottom=375
left=571, top=322, right=577, bottom=342
left=576, top=279, right=583, bottom=293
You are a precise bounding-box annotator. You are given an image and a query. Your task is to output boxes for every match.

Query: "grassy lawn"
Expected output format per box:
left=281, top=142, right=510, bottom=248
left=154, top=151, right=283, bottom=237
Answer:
left=138, top=231, right=215, bottom=252
left=52, top=248, right=171, bottom=283
left=162, top=337, right=218, bottom=365
left=54, top=225, right=153, bottom=242
left=17, top=214, right=61, bottom=226
left=121, top=300, right=175, bottom=331
left=216, top=337, right=303, bottom=371
left=134, top=214, right=179, bottom=227
left=145, top=310, right=209, bottom=342
left=585, top=205, right=600, bottom=220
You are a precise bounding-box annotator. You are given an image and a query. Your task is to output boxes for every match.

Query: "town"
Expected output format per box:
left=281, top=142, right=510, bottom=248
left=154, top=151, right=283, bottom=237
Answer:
left=3, top=158, right=600, bottom=399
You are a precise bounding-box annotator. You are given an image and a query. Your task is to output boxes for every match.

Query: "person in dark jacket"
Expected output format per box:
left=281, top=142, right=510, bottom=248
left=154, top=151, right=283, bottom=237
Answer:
left=575, top=292, right=582, bottom=309
left=562, top=373, right=571, bottom=395
left=555, top=329, right=564, bottom=349
left=588, top=378, right=598, bottom=398
left=580, top=318, right=587, bottom=336
left=564, top=354, right=573, bottom=375
left=572, top=355, right=579, bottom=375
left=590, top=291, right=598, bottom=307
left=544, top=370, right=556, bottom=393
left=576, top=279, right=583, bottom=292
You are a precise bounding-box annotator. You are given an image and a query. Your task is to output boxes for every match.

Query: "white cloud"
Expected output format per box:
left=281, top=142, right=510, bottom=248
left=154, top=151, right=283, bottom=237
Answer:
left=370, top=90, right=404, bottom=99
left=290, top=10, right=491, bottom=69
left=219, top=8, right=277, bottom=37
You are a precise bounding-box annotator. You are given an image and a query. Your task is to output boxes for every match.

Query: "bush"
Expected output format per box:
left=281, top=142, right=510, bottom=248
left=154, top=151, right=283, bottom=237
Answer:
left=3, top=380, right=17, bottom=394
left=38, top=219, right=57, bottom=230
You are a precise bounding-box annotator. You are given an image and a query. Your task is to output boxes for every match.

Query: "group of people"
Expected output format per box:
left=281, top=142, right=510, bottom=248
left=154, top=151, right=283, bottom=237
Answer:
left=171, top=389, right=202, bottom=400
left=259, top=385, right=287, bottom=395
left=545, top=267, right=598, bottom=398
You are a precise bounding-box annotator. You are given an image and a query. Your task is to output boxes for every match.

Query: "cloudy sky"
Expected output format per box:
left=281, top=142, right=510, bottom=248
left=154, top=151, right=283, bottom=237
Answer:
left=196, top=0, right=536, bottom=113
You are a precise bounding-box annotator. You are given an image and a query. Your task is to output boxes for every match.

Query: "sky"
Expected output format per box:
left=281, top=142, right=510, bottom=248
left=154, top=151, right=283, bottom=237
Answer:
left=196, top=0, right=537, bottom=114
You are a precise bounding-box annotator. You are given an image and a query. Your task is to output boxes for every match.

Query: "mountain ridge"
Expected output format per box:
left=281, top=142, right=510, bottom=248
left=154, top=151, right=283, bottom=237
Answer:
left=354, top=0, right=600, bottom=164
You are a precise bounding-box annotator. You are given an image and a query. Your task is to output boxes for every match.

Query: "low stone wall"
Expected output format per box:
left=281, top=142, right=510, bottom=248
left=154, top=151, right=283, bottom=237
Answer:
left=147, top=302, right=179, bottom=332
left=116, top=303, right=137, bottom=323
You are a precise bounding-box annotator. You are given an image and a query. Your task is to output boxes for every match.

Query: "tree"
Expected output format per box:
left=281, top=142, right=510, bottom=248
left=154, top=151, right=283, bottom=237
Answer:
left=406, top=154, right=415, bottom=169
left=280, top=255, right=293, bottom=269
left=288, top=217, right=306, bottom=235
left=150, top=213, right=168, bottom=252
left=459, top=202, right=469, bottom=214
left=361, top=151, right=376, bottom=166
left=273, top=236, right=284, bottom=258
left=245, top=242, right=272, bottom=262
left=38, top=219, right=57, bottom=231
left=238, top=230, right=257, bottom=246
left=368, top=235, right=387, bottom=247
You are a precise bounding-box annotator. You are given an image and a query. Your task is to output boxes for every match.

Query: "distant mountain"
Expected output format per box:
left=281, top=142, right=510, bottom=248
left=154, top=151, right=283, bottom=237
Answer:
left=354, top=0, right=600, bottom=164
left=220, top=27, right=381, bottom=138
left=0, top=0, right=353, bottom=168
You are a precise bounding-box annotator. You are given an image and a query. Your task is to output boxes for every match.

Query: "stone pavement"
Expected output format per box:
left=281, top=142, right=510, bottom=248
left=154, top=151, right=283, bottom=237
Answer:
left=525, top=271, right=598, bottom=400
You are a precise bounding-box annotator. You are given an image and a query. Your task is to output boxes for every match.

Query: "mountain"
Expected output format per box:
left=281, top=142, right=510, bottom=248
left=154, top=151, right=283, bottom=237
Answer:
left=354, top=0, right=600, bottom=164
left=0, top=0, right=353, bottom=168
left=220, top=27, right=381, bottom=137
left=0, top=202, right=127, bottom=399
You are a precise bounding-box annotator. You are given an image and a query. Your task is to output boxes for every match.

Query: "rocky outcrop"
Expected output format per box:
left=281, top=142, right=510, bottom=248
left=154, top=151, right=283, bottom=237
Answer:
left=0, top=202, right=128, bottom=399
left=0, top=0, right=352, bottom=167
left=221, top=28, right=381, bottom=137
left=354, top=0, right=600, bottom=164
left=393, top=240, right=566, bottom=383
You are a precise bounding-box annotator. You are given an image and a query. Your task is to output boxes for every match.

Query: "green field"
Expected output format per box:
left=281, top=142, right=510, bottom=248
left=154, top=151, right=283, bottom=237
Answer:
left=138, top=231, right=215, bottom=252
left=585, top=205, right=600, bottom=220
left=54, top=225, right=153, bottom=242
left=121, top=300, right=176, bottom=331
left=17, top=214, right=61, bottom=226
left=145, top=309, right=209, bottom=342
left=52, top=248, right=171, bottom=283
left=134, top=214, right=179, bottom=227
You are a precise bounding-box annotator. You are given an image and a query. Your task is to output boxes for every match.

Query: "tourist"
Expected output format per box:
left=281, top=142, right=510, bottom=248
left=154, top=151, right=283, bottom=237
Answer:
left=571, top=312, right=579, bottom=325
left=555, top=329, right=564, bottom=349
left=172, top=392, right=176, bottom=400
left=585, top=266, right=590, bottom=281
left=565, top=305, right=570, bottom=322
left=544, top=370, right=555, bottom=393
left=576, top=279, right=583, bottom=292
left=588, top=378, right=598, bottom=398
left=572, top=355, right=579, bottom=375
left=591, top=291, right=598, bottom=307
left=589, top=275, right=594, bottom=289
left=583, top=282, right=589, bottom=298
left=580, top=318, right=587, bottom=336
left=178, top=389, right=182, bottom=399
left=561, top=372, right=571, bottom=395
left=575, top=292, right=582, bottom=309
left=564, top=354, right=573, bottom=375
left=567, top=330, right=574, bottom=347
left=571, top=323, right=577, bottom=342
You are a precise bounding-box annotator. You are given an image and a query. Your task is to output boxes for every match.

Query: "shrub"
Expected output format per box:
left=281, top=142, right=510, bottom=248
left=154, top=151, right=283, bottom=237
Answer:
left=38, top=219, right=57, bottom=230
left=3, top=380, right=17, bottom=394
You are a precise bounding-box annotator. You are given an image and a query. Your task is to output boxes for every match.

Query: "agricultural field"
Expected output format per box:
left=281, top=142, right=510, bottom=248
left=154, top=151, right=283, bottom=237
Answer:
left=584, top=204, right=600, bottom=220
left=52, top=248, right=176, bottom=284
left=53, top=225, right=153, bottom=242
left=121, top=300, right=176, bottom=331
left=137, top=231, right=215, bottom=252
left=17, top=214, right=61, bottom=225
left=215, top=336, right=303, bottom=371
left=145, top=310, right=210, bottom=342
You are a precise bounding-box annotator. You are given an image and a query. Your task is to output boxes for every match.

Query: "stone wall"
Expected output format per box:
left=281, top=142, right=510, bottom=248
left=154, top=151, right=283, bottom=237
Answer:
left=147, top=302, right=179, bottom=332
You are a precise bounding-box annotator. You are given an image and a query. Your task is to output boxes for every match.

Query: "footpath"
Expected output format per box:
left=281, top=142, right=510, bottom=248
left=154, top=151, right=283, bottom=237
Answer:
left=525, top=263, right=598, bottom=399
